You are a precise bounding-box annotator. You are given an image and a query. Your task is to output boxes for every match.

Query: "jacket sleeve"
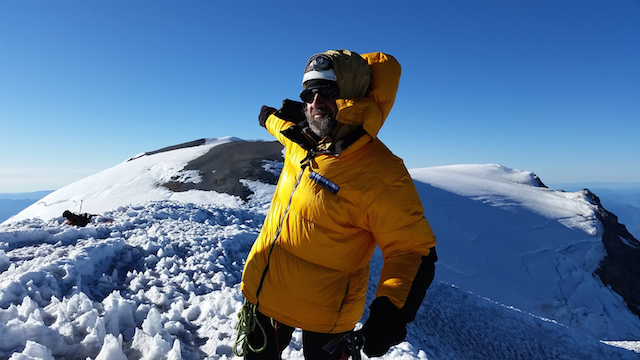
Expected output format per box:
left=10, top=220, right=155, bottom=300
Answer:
left=265, top=113, right=297, bottom=146
left=365, top=172, right=437, bottom=321
left=263, top=99, right=305, bottom=144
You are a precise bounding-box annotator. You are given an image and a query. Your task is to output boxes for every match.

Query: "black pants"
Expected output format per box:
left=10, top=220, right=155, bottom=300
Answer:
left=245, top=311, right=350, bottom=360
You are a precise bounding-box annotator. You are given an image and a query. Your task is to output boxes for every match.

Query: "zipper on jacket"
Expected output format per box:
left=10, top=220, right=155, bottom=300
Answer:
left=328, top=280, right=350, bottom=333
left=254, top=153, right=315, bottom=307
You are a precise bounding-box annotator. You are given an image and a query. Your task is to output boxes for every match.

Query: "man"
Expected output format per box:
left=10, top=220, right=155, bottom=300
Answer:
left=237, top=50, right=437, bottom=360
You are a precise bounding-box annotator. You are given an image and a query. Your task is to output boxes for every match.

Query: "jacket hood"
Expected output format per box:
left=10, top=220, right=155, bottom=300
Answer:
left=321, top=50, right=371, bottom=98
left=318, top=50, right=402, bottom=139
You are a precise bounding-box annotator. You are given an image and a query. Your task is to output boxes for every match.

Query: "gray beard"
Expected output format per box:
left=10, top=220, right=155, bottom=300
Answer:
left=305, top=111, right=337, bottom=139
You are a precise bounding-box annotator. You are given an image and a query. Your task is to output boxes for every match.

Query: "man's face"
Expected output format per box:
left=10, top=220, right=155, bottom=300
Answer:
left=305, top=92, right=338, bottom=138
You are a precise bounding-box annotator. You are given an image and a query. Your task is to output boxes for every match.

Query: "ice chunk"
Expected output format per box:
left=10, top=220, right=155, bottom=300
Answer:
left=94, top=334, right=127, bottom=360
left=8, top=341, right=54, bottom=360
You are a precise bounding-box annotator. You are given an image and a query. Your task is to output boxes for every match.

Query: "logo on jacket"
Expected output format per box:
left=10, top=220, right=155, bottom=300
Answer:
left=309, top=171, right=340, bottom=194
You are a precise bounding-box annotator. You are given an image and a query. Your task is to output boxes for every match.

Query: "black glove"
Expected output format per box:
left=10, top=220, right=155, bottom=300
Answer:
left=360, top=297, right=407, bottom=357
left=275, top=99, right=305, bottom=123
left=259, top=105, right=277, bottom=128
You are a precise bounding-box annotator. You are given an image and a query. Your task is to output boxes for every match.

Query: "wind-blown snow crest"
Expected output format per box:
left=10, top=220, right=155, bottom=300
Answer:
left=411, top=164, right=599, bottom=235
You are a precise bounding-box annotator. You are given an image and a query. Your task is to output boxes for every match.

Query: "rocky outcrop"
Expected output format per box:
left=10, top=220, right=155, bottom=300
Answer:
left=589, top=189, right=640, bottom=318
left=163, top=140, right=284, bottom=200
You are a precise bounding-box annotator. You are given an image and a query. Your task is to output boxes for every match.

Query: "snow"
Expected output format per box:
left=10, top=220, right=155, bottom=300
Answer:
left=1, top=138, right=640, bottom=359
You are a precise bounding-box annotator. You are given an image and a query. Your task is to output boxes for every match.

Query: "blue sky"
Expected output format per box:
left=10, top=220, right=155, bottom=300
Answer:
left=1, top=0, right=639, bottom=193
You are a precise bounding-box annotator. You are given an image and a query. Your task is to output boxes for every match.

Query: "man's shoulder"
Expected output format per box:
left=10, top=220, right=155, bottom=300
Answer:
left=361, top=139, right=406, bottom=169
left=340, top=139, right=409, bottom=182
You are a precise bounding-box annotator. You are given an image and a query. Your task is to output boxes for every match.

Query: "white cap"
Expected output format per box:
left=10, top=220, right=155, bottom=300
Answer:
left=303, top=68, right=336, bottom=84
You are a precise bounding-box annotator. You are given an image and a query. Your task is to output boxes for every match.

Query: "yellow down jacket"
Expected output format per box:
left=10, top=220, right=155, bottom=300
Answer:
left=241, top=51, right=436, bottom=333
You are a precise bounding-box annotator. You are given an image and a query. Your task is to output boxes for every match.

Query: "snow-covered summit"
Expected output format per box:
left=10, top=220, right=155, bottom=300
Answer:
left=2, top=137, right=639, bottom=359
left=5, top=137, right=253, bottom=224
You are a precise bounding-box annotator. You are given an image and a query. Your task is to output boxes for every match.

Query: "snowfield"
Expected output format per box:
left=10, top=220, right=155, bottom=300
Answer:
left=1, top=201, right=260, bottom=360
left=1, top=138, right=639, bottom=359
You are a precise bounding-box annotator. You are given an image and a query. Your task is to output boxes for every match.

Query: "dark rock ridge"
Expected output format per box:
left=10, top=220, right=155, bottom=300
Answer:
left=127, top=138, right=208, bottom=161
left=587, top=189, right=640, bottom=319
left=162, top=140, right=284, bottom=200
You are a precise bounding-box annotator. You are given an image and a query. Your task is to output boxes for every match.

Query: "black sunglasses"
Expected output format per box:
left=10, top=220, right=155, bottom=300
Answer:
left=300, top=87, right=340, bottom=103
